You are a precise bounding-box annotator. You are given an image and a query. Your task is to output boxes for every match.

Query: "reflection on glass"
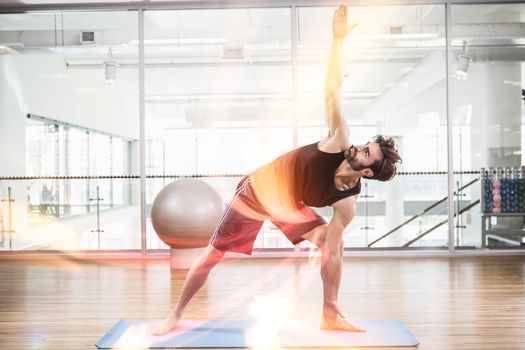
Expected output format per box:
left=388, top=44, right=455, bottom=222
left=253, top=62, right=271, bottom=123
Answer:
left=25, top=119, right=131, bottom=221
left=0, top=11, right=140, bottom=250
left=144, top=8, right=292, bottom=250
left=298, top=5, right=447, bottom=248
left=451, top=4, right=525, bottom=249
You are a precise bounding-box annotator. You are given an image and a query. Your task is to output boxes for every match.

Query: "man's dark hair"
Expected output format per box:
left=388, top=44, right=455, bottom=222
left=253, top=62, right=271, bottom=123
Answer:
left=365, top=135, right=402, bottom=182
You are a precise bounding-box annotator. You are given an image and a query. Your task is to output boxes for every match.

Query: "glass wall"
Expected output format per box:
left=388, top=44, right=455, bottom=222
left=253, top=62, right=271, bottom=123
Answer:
left=0, top=11, right=140, bottom=251
left=297, top=5, right=448, bottom=248
left=26, top=117, right=132, bottom=220
left=1, top=1, right=524, bottom=253
left=143, top=7, right=293, bottom=251
left=451, top=4, right=525, bottom=249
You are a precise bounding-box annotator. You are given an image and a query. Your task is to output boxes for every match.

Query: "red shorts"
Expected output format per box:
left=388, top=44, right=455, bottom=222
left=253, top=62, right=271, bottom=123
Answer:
left=209, top=176, right=327, bottom=255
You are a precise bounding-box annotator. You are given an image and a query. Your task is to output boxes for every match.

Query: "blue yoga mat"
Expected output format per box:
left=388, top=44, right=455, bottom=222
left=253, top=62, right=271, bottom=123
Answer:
left=96, top=319, right=419, bottom=348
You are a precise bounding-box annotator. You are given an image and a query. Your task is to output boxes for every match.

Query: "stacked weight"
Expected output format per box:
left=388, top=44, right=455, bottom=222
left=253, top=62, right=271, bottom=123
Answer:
left=518, top=171, right=525, bottom=213
left=481, top=167, right=525, bottom=214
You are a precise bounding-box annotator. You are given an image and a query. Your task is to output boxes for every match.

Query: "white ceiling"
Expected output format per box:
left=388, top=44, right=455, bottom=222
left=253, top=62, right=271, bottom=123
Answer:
left=1, top=3, right=524, bottom=127
left=1, top=4, right=523, bottom=30
left=0, top=0, right=138, bottom=4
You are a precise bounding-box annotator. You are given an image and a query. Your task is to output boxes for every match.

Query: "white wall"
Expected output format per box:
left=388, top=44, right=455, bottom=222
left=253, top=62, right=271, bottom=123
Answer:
left=10, top=54, right=139, bottom=140
left=0, top=56, right=26, bottom=177
left=1, top=54, right=141, bottom=250
left=0, top=56, right=28, bottom=249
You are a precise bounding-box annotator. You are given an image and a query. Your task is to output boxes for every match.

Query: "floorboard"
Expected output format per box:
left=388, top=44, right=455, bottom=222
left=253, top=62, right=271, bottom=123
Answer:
left=0, top=254, right=524, bottom=349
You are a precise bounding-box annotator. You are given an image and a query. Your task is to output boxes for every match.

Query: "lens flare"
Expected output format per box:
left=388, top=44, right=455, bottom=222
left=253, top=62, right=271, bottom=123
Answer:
left=247, top=294, right=295, bottom=350
left=113, top=322, right=152, bottom=349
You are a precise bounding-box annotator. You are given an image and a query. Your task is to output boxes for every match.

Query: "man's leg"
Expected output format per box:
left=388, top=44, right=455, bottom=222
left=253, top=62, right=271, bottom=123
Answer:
left=153, top=244, right=226, bottom=335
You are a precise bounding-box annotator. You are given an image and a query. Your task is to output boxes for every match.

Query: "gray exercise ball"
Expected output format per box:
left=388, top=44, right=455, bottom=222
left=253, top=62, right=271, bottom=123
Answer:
left=151, top=179, right=224, bottom=249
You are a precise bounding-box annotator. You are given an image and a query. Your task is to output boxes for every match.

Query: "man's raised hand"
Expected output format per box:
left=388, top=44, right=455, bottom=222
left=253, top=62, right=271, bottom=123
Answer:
left=332, top=4, right=358, bottom=39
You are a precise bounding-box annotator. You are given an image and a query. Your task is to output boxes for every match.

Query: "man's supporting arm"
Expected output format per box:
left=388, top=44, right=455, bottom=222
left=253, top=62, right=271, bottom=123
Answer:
left=321, top=197, right=356, bottom=326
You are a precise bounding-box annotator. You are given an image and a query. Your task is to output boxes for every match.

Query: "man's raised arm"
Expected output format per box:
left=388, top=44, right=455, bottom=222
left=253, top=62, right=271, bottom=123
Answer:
left=324, top=4, right=357, bottom=139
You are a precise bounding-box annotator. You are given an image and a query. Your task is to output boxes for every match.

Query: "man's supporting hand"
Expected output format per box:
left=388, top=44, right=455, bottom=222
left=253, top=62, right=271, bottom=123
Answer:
left=152, top=314, right=180, bottom=336
left=321, top=301, right=366, bottom=332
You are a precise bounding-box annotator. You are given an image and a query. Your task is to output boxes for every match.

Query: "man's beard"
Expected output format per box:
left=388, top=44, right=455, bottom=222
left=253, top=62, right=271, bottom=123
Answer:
left=345, top=145, right=367, bottom=171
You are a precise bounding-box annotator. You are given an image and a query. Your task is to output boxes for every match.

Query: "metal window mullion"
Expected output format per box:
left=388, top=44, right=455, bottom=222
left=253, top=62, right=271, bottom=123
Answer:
left=54, top=124, right=60, bottom=216
left=139, top=9, right=147, bottom=256
left=445, top=0, right=455, bottom=254
left=109, top=136, right=114, bottom=207
left=64, top=126, right=70, bottom=216
left=86, top=131, right=91, bottom=213
left=291, top=5, right=298, bottom=148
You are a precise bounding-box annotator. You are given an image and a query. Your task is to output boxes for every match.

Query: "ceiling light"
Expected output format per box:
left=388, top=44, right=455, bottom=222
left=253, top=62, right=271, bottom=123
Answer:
left=128, top=38, right=227, bottom=45
left=0, top=45, right=20, bottom=55
left=104, top=60, right=117, bottom=85
left=222, top=44, right=244, bottom=59
left=104, top=48, right=117, bottom=85
left=349, top=33, right=439, bottom=41
left=453, top=41, right=472, bottom=80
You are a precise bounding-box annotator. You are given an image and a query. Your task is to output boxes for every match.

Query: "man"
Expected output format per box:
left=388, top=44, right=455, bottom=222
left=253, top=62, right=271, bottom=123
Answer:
left=154, top=4, right=401, bottom=335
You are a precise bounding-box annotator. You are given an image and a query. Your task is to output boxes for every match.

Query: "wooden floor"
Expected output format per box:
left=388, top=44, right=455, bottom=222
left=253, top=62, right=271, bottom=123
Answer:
left=1, top=254, right=524, bottom=350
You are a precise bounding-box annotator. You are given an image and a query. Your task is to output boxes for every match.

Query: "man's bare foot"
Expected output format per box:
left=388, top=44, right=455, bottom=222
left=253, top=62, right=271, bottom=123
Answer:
left=321, top=314, right=366, bottom=332
left=152, top=315, right=180, bottom=336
